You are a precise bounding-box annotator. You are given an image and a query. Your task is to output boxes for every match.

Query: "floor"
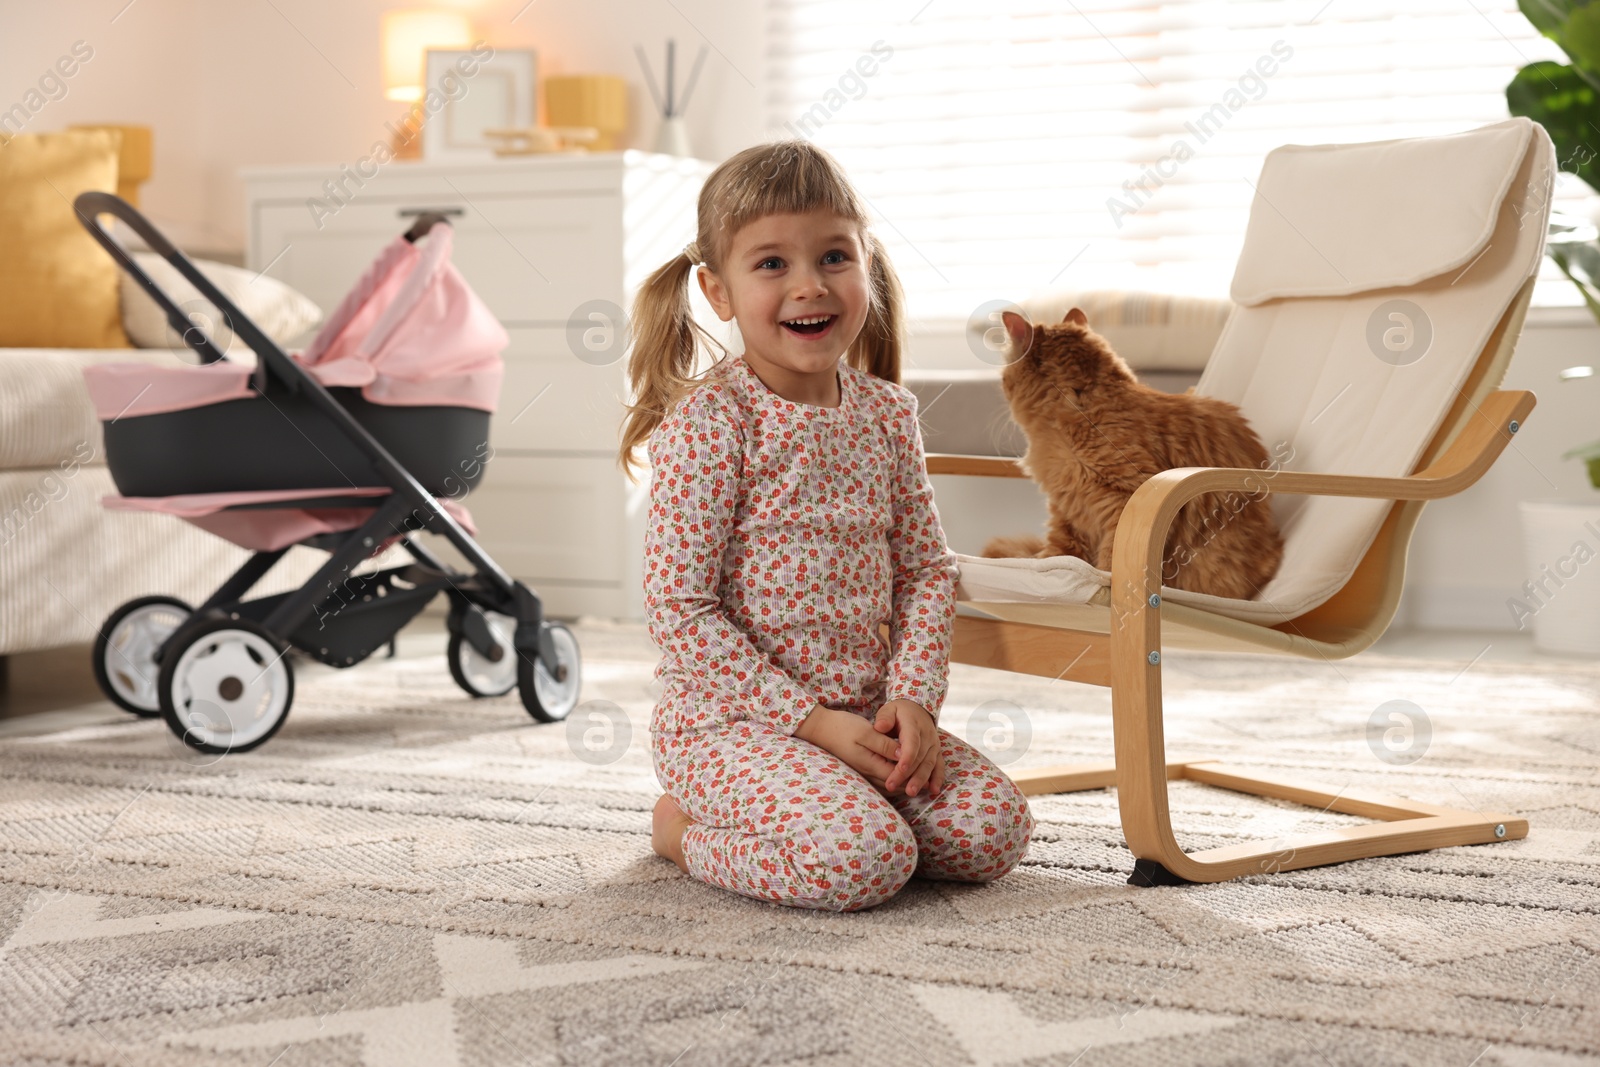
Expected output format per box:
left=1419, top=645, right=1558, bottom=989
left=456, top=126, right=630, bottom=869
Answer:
left=3, top=616, right=1594, bottom=1064
left=0, top=614, right=1571, bottom=740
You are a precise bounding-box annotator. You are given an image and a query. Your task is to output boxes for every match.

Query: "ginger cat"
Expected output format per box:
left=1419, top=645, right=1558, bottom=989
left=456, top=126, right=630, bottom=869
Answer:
left=982, top=308, right=1285, bottom=600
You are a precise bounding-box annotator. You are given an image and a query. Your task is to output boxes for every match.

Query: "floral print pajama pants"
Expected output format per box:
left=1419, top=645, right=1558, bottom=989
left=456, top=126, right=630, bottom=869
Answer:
left=651, top=709, right=1035, bottom=912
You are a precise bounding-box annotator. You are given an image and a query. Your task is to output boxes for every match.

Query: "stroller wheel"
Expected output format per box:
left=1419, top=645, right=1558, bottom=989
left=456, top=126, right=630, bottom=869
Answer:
left=517, top=622, right=581, bottom=723
left=93, top=596, right=193, bottom=717
left=158, top=616, right=295, bottom=755
left=448, top=609, right=518, bottom=698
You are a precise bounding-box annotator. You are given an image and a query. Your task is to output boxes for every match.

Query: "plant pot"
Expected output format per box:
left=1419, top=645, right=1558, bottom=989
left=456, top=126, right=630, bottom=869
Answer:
left=1516, top=500, right=1600, bottom=655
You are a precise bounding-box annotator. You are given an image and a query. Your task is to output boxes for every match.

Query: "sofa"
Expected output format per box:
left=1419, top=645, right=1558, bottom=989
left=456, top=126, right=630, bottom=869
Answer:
left=0, top=257, right=326, bottom=661
left=0, top=126, right=339, bottom=666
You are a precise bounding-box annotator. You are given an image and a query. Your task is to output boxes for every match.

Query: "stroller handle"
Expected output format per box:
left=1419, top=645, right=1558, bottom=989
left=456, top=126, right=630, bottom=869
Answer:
left=74, top=191, right=248, bottom=367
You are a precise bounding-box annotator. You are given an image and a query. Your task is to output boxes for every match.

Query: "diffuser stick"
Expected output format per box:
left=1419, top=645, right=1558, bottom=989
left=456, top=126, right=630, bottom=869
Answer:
left=666, top=39, right=676, bottom=117
left=635, top=44, right=665, bottom=116
left=677, top=46, right=709, bottom=118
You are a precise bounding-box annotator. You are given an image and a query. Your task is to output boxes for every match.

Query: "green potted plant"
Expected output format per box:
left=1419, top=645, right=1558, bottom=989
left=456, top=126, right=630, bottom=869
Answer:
left=1505, top=0, right=1600, bottom=654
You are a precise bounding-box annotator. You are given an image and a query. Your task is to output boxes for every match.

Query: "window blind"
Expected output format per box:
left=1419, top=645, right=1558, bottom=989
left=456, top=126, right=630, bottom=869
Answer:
left=764, top=0, right=1587, bottom=323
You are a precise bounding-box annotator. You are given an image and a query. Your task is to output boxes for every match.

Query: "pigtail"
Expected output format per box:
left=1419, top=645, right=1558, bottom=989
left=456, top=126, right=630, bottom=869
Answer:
left=617, top=252, right=715, bottom=484
left=853, top=231, right=905, bottom=386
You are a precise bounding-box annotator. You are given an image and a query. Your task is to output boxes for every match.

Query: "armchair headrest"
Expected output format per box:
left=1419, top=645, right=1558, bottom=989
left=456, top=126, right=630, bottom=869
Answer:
left=1230, top=117, right=1540, bottom=306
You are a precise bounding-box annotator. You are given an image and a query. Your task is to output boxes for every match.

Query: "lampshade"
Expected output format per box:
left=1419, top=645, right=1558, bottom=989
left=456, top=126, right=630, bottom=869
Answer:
left=381, top=9, right=473, bottom=102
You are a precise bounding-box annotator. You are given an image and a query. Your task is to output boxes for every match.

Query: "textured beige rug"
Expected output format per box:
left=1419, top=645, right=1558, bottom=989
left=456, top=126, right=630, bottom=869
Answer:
left=0, top=619, right=1596, bottom=1066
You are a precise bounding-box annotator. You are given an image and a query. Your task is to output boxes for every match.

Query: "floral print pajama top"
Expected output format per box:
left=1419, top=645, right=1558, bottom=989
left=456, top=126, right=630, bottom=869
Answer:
left=644, top=354, right=959, bottom=732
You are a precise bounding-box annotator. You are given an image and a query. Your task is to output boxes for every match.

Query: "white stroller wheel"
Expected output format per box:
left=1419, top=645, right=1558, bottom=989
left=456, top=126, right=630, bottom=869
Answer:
left=94, top=596, right=192, bottom=717
left=517, top=622, right=582, bottom=723
left=159, top=618, right=295, bottom=754
left=448, top=610, right=518, bottom=697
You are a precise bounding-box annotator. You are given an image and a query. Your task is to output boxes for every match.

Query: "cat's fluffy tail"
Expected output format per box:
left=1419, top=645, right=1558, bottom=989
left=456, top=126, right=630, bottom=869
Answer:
left=981, top=534, right=1047, bottom=559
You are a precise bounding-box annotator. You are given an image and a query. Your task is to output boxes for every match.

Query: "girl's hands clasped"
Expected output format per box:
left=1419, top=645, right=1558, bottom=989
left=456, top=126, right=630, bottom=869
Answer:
left=794, top=700, right=946, bottom=799
left=795, top=705, right=900, bottom=791
left=872, top=698, right=945, bottom=798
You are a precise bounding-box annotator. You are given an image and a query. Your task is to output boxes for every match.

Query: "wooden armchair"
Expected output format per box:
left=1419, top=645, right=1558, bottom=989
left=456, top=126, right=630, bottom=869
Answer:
left=921, top=117, right=1553, bottom=884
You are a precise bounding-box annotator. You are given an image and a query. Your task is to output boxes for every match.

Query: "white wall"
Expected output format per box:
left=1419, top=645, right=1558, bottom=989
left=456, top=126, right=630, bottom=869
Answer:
left=1400, top=310, right=1600, bottom=633
left=0, top=0, right=767, bottom=253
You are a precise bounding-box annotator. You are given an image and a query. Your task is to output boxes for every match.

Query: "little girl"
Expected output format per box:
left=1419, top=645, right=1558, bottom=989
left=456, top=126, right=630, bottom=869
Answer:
left=617, top=140, right=1034, bottom=912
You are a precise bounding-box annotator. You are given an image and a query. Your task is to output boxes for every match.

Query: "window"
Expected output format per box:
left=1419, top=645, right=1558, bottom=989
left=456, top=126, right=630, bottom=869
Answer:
left=765, top=0, right=1585, bottom=324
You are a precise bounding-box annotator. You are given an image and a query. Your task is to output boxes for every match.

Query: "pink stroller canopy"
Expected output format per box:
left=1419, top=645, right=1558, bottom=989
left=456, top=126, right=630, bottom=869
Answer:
left=297, top=224, right=507, bottom=410
left=83, top=225, right=508, bottom=421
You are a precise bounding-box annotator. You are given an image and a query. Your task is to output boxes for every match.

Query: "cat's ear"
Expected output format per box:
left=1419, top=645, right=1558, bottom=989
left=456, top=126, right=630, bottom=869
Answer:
left=1001, top=310, right=1034, bottom=357
left=1063, top=307, right=1089, bottom=327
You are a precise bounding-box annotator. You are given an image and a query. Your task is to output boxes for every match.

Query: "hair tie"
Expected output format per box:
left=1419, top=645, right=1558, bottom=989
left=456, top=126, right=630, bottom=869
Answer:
left=682, top=241, right=703, bottom=267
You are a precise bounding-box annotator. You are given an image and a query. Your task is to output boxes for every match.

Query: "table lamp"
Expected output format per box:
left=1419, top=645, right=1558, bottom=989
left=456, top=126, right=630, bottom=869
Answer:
left=381, top=8, right=473, bottom=159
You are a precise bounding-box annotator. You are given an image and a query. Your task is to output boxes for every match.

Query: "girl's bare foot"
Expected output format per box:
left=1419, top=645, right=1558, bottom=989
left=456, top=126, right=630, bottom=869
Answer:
left=652, top=794, right=694, bottom=873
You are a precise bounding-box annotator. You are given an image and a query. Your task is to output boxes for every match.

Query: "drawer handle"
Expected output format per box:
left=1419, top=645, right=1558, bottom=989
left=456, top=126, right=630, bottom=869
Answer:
left=399, top=207, right=464, bottom=243
left=397, top=207, right=464, bottom=218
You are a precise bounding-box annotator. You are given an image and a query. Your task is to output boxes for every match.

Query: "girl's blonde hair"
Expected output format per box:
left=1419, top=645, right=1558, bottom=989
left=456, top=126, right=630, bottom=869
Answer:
left=616, top=139, right=906, bottom=483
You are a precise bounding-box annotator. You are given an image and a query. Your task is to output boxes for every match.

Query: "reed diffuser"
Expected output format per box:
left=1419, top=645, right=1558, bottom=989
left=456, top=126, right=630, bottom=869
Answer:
left=636, top=39, right=708, bottom=158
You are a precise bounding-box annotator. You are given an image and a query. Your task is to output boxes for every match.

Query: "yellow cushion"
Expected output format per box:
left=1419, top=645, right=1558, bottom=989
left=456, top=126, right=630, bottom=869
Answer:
left=0, top=129, right=132, bottom=348
left=70, top=124, right=153, bottom=206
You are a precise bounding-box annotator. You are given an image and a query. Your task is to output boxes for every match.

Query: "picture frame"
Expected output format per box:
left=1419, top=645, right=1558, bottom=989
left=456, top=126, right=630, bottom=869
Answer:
left=420, top=47, right=536, bottom=161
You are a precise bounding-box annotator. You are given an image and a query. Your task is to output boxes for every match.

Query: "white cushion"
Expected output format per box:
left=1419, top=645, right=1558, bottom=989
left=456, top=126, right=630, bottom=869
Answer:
left=119, top=252, right=323, bottom=351
left=1016, top=290, right=1233, bottom=373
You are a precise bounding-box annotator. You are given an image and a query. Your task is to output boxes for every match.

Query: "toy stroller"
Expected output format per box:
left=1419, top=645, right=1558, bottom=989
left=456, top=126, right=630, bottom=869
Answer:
left=75, top=192, right=581, bottom=754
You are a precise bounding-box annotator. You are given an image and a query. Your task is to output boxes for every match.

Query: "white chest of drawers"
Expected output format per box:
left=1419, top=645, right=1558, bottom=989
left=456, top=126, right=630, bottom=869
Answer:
left=242, top=151, right=716, bottom=622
